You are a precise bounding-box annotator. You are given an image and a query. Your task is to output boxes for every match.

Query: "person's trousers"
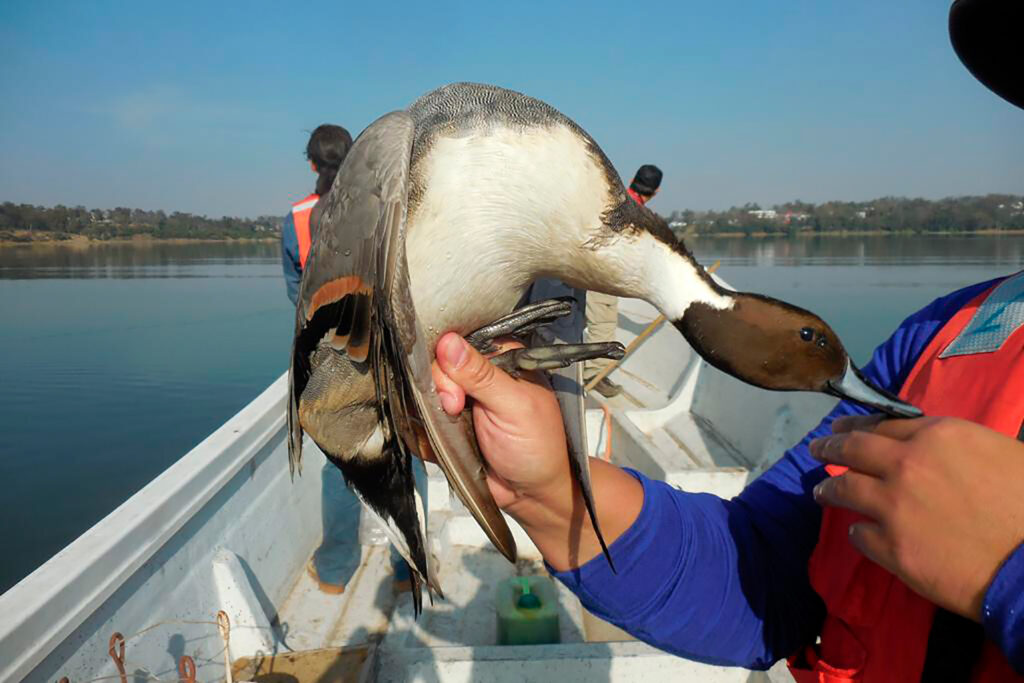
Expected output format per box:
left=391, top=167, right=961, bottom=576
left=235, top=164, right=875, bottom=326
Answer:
left=584, top=291, right=619, bottom=381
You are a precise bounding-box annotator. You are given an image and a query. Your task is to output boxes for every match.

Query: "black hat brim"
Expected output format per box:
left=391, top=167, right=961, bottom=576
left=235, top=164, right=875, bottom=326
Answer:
left=949, top=0, right=1024, bottom=110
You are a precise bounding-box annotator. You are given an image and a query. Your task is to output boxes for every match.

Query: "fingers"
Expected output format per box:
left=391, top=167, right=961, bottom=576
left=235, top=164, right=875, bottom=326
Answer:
left=813, top=470, right=892, bottom=521
left=871, top=416, right=940, bottom=441
left=831, top=413, right=886, bottom=434
left=432, top=356, right=466, bottom=415
left=831, top=413, right=937, bottom=442
left=434, top=332, right=526, bottom=416
left=809, top=429, right=898, bottom=477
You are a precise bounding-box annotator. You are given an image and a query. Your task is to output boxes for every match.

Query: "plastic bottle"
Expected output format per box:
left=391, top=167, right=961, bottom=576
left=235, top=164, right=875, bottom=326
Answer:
left=495, top=576, right=561, bottom=645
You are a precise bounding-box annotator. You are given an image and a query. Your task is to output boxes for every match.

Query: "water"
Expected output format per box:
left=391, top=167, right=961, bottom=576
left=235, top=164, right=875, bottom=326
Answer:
left=0, top=235, right=1022, bottom=594
left=0, top=242, right=294, bottom=594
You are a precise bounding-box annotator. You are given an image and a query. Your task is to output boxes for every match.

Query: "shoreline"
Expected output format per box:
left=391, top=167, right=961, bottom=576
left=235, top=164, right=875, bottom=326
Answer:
left=0, top=234, right=278, bottom=248
left=683, top=228, right=1024, bottom=239
left=3, top=229, right=1024, bottom=248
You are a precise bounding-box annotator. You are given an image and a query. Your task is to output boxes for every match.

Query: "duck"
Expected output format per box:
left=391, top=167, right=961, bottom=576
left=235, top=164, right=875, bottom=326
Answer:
left=287, top=82, right=921, bottom=614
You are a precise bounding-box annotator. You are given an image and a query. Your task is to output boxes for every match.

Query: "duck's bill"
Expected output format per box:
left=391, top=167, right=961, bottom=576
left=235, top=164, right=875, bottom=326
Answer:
left=826, top=360, right=923, bottom=418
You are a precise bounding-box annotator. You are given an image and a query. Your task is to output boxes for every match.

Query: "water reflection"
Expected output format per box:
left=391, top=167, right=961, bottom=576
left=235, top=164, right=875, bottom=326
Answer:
left=0, top=241, right=281, bottom=279
left=687, top=233, right=1024, bottom=267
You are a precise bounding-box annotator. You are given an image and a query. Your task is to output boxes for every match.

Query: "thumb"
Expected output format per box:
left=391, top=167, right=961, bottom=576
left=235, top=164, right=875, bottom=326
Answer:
left=435, top=332, right=520, bottom=415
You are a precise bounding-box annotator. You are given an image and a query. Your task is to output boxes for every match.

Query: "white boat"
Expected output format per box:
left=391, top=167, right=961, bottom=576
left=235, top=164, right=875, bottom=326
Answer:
left=0, top=275, right=837, bottom=683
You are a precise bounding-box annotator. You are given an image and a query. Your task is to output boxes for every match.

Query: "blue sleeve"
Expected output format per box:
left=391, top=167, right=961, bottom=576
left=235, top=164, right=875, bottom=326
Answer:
left=550, top=278, right=1003, bottom=669
left=281, top=212, right=301, bottom=305
left=984, top=542, right=1024, bottom=671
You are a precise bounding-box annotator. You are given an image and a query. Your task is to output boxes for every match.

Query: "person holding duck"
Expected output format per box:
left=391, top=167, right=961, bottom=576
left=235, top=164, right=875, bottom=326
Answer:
left=430, top=0, right=1024, bottom=677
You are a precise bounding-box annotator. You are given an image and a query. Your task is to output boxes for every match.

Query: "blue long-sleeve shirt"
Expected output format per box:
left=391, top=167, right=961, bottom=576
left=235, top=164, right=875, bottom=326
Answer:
left=281, top=211, right=302, bottom=305
left=551, top=276, right=1024, bottom=671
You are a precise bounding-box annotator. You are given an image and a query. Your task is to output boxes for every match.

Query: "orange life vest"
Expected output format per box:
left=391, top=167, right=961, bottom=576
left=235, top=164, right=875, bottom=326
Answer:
left=789, top=272, right=1024, bottom=682
left=291, top=193, right=319, bottom=269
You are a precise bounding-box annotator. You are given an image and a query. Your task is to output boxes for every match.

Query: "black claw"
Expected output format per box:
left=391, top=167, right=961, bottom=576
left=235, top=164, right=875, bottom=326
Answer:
left=466, top=297, right=577, bottom=350
left=489, top=342, right=625, bottom=374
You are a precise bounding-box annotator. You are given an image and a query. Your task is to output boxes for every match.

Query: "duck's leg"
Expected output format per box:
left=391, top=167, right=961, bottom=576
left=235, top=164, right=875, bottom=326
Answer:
left=466, top=297, right=575, bottom=354
left=466, top=298, right=626, bottom=375
left=489, top=342, right=624, bottom=377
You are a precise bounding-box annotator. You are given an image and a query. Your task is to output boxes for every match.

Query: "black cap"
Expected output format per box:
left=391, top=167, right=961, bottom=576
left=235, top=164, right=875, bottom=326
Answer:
left=949, top=0, right=1024, bottom=110
left=630, top=164, right=663, bottom=197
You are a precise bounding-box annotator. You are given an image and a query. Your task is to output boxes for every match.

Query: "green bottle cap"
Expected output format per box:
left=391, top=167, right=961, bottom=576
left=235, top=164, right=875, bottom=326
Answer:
left=516, top=577, right=542, bottom=609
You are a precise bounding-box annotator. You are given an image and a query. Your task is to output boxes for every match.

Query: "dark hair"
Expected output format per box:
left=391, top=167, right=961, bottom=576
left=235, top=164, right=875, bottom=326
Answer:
left=629, top=164, right=663, bottom=198
left=306, top=124, right=354, bottom=196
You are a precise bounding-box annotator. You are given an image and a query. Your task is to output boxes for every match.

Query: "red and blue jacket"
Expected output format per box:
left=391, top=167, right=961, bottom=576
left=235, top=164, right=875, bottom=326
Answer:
left=551, top=274, right=1024, bottom=673
left=281, top=193, right=318, bottom=305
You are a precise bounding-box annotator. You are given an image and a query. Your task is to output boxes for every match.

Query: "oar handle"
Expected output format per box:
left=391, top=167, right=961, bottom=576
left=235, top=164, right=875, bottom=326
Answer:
left=583, top=260, right=721, bottom=393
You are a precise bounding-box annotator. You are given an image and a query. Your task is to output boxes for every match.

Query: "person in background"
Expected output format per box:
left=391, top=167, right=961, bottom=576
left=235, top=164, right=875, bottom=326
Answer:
left=627, top=163, right=662, bottom=206
left=281, top=124, right=353, bottom=305
left=584, top=163, right=663, bottom=397
left=280, top=122, right=419, bottom=595
left=429, top=1, right=1024, bottom=677
left=280, top=124, right=358, bottom=593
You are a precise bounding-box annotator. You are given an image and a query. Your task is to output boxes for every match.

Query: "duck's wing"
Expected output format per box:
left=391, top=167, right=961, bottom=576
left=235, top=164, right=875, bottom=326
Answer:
left=289, top=112, right=439, bottom=608
left=289, top=110, right=516, bottom=566
left=287, top=109, right=388, bottom=475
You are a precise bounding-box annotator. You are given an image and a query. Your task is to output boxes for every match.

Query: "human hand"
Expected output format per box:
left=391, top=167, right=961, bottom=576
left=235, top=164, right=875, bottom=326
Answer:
left=430, top=332, right=573, bottom=513
left=810, top=415, right=1024, bottom=621
left=431, top=332, right=644, bottom=570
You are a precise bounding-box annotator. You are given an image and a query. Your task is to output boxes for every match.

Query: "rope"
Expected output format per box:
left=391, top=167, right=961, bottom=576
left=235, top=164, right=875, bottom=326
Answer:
left=107, top=633, right=126, bottom=683
left=178, top=656, right=196, bottom=683
left=54, top=617, right=250, bottom=683
left=216, top=611, right=233, bottom=683
left=599, top=403, right=613, bottom=462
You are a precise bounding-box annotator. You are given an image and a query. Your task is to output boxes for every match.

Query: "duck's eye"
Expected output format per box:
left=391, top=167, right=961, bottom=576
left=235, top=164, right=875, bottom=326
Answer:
left=817, top=337, right=828, bottom=348
left=799, top=327, right=814, bottom=342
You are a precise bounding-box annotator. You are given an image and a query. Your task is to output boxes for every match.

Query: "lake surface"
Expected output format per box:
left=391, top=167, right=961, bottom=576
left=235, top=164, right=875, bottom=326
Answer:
left=1, top=235, right=1021, bottom=594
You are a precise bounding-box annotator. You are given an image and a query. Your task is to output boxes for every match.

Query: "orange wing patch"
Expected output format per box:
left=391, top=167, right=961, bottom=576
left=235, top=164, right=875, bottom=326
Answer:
left=307, top=276, right=372, bottom=322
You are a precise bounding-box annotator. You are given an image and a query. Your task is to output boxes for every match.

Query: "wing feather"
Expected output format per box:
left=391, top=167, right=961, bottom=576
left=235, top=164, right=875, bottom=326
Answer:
left=289, top=110, right=515, bottom=602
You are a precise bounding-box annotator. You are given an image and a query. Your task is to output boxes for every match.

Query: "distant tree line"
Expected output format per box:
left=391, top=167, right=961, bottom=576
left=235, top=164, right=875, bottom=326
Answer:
left=666, top=194, right=1024, bottom=236
left=0, top=202, right=283, bottom=242
left=3, top=194, right=1023, bottom=243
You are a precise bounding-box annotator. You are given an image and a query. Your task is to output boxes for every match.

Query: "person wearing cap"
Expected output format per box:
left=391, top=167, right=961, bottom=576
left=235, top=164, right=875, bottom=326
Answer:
left=584, top=164, right=664, bottom=397
left=627, top=163, right=663, bottom=205
left=429, top=1, right=1024, bottom=677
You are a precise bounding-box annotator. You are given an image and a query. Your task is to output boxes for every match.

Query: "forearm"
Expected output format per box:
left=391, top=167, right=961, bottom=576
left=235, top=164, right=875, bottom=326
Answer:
left=506, top=457, right=643, bottom=571
left=544, top=468, right=826, bottom=668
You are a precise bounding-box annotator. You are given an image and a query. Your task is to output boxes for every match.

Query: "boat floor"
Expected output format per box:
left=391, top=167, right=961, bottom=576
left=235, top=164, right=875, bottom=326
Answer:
left=233, top=645, right=370, bottom=683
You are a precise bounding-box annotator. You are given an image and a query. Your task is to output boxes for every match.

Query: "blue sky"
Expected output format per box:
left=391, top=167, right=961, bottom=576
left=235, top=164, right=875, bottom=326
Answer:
left=1, top=0, right=1021, bottom=217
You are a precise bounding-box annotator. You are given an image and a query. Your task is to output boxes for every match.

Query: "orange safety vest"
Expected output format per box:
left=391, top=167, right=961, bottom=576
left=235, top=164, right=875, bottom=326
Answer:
left=291, top=193, right=319, bottom=269
left=789, top=273, right=1024, bottom=682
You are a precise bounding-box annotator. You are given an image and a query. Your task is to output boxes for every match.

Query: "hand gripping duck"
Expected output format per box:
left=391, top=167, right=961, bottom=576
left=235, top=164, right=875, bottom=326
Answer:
left=288, top=82, right=920, bottom=613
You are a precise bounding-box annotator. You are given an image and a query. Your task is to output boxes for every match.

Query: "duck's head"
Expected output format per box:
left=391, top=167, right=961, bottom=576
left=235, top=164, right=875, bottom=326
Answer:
left=675, top=292, right=921, bottom=417
left=567, top=193, right=921, bottom=417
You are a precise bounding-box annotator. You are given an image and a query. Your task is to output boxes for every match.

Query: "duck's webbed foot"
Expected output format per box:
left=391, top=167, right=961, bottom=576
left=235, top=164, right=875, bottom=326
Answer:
left=466, top=297, right=576, bottom=354
left=489, top=343, right=624, bottom=377
left=466, top=298, right=625, bottom=377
